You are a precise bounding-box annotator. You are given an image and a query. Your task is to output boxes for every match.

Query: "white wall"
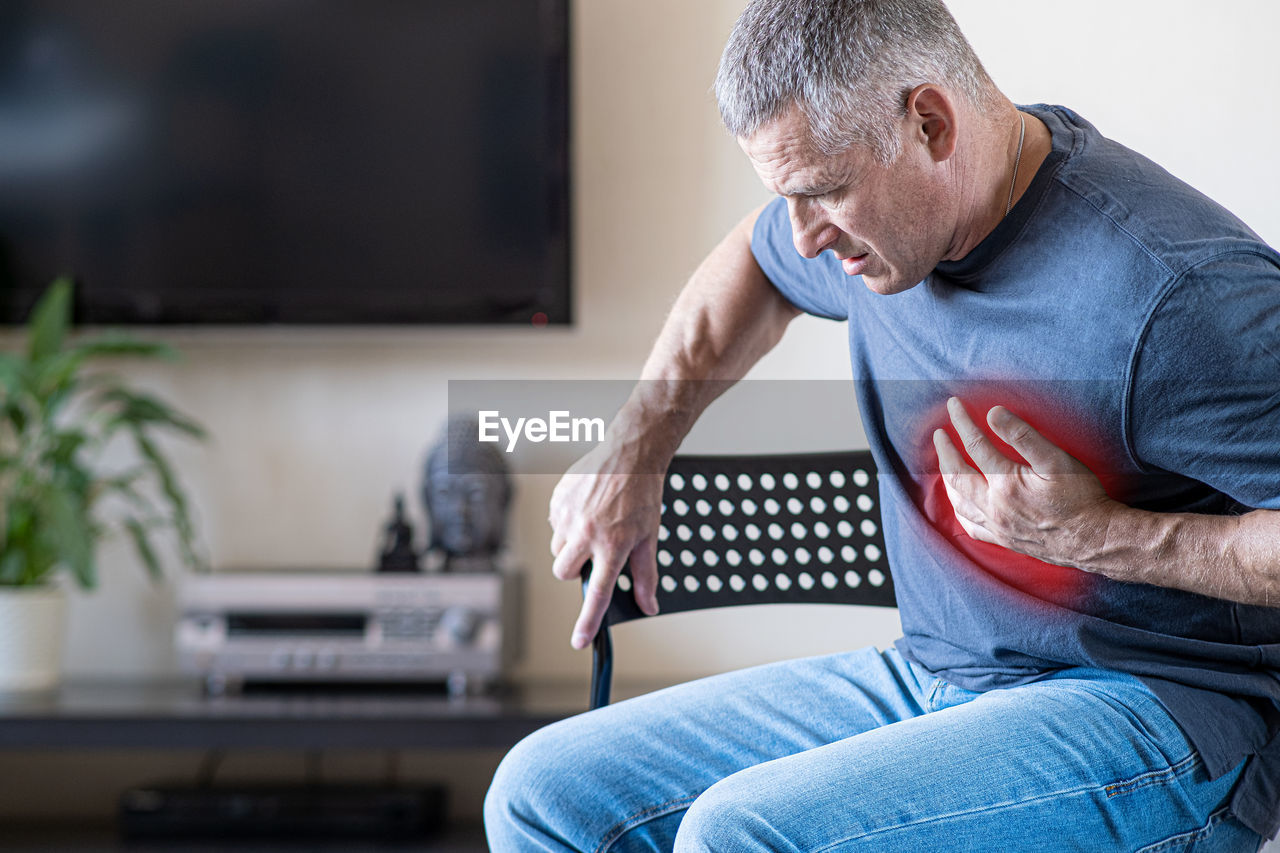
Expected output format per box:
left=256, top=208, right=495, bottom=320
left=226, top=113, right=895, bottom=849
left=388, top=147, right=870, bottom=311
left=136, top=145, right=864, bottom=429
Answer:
left=43, top=0, right=1280, bottom=688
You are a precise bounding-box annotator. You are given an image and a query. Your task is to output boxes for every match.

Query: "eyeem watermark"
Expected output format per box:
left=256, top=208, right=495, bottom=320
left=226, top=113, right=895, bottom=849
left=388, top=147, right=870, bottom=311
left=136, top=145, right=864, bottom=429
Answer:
left=478, top=410, right=606, bottom=453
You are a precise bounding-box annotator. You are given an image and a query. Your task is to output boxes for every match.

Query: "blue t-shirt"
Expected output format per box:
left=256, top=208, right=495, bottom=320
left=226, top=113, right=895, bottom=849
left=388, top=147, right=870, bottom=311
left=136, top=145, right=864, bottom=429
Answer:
left=752, top=104, right=1280, bottom=838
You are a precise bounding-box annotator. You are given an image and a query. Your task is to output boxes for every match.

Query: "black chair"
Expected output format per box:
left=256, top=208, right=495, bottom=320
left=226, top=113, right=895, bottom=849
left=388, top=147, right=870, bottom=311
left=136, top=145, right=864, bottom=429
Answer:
left=586, top=450, right=896, bottom=709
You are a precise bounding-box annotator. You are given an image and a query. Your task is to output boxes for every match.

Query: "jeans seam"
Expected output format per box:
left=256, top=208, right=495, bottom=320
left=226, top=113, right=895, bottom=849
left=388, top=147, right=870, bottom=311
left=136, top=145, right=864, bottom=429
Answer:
left=596, top=793, right=699, bottom=853
left=925, top=678, right=943, bottom=711
left=1105, top=753, right=1201, bottom=798
left=1132, top=806, right=1231, bottom=853
left=811, top=783, right=1106, bottom=852
left=809, top=753, right=1200, bottom=853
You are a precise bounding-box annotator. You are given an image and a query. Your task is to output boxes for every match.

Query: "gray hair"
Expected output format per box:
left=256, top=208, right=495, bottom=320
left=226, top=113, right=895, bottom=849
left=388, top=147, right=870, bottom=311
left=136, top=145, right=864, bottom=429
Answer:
left=715, top=0, right=998, bottom=163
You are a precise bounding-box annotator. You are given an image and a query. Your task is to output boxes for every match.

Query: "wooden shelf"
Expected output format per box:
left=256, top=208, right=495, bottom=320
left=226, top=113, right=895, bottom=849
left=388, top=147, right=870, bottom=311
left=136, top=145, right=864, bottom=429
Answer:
left=0, top=679, right=587, bottom=751
left=0, top=820, right=488, bottom=852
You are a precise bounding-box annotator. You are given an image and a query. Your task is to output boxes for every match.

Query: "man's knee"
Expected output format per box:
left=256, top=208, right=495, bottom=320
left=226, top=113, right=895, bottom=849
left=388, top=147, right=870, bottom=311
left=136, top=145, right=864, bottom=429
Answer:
left=484, top=721, right=579, bottom=843
left=674, top=772, right=796, bottom=853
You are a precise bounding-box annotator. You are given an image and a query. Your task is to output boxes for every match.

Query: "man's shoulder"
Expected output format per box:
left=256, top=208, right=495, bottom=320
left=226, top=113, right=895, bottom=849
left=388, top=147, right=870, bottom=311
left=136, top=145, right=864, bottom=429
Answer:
left=1033, top=105, right=1275, bottom=279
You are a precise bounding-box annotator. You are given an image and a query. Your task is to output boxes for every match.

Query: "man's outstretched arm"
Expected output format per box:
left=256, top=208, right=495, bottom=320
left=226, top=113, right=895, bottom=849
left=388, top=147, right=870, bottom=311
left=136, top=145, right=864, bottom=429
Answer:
left=549, top=205, right=802, bottom=648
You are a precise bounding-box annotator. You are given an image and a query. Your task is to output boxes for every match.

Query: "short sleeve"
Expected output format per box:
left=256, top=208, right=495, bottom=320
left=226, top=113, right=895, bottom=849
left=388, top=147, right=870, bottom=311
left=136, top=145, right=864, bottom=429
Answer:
left=1129, top=252, right=1280, bottom=510
left=751, top=196, right=849, bottom=321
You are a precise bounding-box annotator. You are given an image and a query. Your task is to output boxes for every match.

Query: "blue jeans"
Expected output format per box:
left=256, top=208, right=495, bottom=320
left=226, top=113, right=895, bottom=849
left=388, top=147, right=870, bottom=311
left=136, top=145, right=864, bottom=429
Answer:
left=485, top=646, right=1263, bottom=852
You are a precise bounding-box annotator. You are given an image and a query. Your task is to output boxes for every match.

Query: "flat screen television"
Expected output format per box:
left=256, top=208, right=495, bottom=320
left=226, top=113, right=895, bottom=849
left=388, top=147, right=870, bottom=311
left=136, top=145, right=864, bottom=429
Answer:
left=0, top=0, right=571, bottom=325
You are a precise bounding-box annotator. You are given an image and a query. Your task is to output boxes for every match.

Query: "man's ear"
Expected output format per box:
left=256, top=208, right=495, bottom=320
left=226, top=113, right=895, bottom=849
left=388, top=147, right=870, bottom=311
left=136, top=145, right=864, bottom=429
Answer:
left=905, top=84, right=959, bottom=163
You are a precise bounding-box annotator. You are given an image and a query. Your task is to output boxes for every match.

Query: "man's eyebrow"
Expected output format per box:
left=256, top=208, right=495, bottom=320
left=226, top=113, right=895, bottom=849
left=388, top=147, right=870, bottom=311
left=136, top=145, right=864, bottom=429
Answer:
left=781, top=172, right=846, bottom=197
left=782, top=181, right=835, bottom=198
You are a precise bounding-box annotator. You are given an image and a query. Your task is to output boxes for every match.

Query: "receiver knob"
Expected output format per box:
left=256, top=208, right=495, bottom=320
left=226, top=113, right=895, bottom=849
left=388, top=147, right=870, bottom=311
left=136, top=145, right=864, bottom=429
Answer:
left=440, top=607, right=481, bottom=646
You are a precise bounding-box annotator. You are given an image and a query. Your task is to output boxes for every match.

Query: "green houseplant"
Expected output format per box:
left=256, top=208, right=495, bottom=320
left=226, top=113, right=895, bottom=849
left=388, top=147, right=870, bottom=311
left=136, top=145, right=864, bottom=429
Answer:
left=0, top=279, right=205, bottom=690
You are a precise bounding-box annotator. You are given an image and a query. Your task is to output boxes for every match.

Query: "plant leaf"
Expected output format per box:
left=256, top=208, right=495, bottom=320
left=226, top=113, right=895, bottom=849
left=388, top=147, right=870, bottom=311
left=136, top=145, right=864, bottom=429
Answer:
left=26, top=278, right=73, bottom=365
left=123, top=518, right=163, bottom=583
left=35, top=336, right=175, bottom=415
left=1, top=401, right=24, bottom=435
left=132, top=428, right=202, bottom=571
left=48, top=429, right=89, bottom=468
left=101, top=388, right=207, bottom=440
left=0, top=353, right=23, bottom=397
left=33, top=349, right=86, bottom=402
left=38, top=484, right=95, bottom=590
left=101, top=469, right=151, bottom=510
left=70, top=335, right=178, bottom=363
left=0, top=550, right=25, bottom=586
left=4, top=493, right=58, bottom=586
left=0, top=354, right=32, bottom=434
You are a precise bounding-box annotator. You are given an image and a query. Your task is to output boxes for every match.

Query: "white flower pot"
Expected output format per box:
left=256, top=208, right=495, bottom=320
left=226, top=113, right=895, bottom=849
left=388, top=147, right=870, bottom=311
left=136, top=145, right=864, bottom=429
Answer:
left=0, top=586, right=67, bottom=692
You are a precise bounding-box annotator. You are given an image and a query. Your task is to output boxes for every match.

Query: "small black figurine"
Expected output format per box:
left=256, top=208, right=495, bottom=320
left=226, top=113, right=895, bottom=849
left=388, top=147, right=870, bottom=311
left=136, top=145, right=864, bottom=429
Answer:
left=421, top=414, right=513, bottom=571
left=377, top=493, right=421, bottom=572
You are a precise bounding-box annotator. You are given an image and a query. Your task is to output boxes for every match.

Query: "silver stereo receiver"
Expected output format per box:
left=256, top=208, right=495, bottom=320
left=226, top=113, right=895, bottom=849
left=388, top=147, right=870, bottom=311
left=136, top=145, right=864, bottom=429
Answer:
left=176, top=571, right=520, bottom=694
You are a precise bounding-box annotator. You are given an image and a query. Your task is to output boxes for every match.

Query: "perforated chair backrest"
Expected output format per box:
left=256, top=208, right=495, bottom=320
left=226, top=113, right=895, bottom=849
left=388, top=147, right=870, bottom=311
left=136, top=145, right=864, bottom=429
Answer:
left=587, top=450, right=895, bottom=709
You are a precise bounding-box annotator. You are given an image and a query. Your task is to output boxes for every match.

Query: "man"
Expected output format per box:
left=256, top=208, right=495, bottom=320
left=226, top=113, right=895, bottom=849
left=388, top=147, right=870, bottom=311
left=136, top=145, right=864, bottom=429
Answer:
left=486, top=0, right=1280, bottom=849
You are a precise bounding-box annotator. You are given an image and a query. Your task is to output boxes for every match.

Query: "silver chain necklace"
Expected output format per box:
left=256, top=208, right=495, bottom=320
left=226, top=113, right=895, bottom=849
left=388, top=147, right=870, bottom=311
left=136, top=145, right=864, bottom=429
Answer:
left=1005, top=112, right=1026, bottom=217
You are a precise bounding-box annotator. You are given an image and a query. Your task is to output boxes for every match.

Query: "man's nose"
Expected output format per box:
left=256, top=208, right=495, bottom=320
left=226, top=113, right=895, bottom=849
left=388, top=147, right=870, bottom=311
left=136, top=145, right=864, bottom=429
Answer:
left=787, top=198, right=838, bottom=259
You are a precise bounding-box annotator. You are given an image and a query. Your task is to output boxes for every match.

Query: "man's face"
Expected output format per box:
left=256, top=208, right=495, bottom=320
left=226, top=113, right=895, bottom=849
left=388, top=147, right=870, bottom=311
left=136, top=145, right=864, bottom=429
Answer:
left=740, top=106, right=955, bottom=295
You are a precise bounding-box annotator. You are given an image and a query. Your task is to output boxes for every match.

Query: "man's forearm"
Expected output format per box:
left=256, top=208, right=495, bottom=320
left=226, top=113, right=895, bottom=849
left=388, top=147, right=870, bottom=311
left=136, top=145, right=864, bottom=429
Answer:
left=549, top=205, right=800, bottom=645
left=609, top=204, right=801, bottom=465
left=1087, top=504, right=1280, bottom=607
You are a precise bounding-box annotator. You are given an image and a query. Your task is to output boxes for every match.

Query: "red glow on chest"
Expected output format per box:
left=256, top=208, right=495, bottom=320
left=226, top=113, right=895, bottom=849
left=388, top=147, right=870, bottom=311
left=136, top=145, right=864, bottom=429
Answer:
left=906, top=388, right=1122, bottom=606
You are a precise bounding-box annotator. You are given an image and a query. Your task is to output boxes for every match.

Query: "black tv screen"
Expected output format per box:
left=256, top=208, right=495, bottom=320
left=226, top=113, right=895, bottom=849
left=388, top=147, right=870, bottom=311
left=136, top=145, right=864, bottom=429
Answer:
left=0, top=0, right=571, bottom=325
